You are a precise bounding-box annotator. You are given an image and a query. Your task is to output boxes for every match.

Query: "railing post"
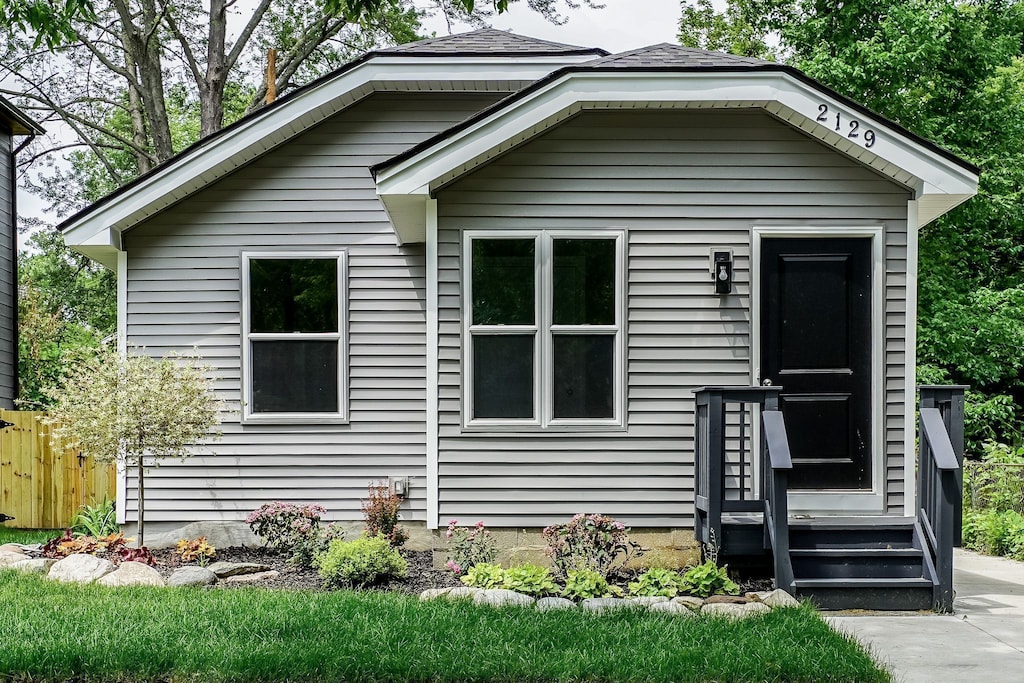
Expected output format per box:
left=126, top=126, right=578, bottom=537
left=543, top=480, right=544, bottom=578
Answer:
left=920, top=385, right=967, bottom=546
left=707, top=390, right=724, bottom=552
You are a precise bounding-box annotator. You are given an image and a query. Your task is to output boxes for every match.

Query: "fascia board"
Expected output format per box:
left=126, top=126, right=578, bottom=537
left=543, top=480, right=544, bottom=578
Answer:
left=376, top=71, right=979, bottom=205
left=61, top=56, right=585, bottom=249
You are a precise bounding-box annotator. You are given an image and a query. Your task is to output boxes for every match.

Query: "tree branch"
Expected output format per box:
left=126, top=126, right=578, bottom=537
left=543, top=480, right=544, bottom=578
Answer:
left=224, top=0, right=274, bottom=73
left=157, top=0, right=203, bottom=85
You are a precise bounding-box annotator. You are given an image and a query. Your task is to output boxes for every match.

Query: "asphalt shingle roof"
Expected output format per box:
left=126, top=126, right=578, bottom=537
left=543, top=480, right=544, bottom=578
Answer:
left=582, top=43, right=773, bottom=68
left=377, top=27, right=604, bottom=56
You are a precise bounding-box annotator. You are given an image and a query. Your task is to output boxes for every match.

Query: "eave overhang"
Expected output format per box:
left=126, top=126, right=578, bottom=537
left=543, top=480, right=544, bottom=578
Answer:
left=58, top=53, right=601, bottom=269
left=0, top=95, right=45, bottom=135
left=374, top=68, right=979, bottom=243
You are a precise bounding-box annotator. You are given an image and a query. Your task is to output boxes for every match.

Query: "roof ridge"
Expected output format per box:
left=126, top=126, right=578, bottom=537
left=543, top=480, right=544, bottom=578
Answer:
left=582, top=42, right=774, bottom=68
left=378, top=27, right=601, bottom=55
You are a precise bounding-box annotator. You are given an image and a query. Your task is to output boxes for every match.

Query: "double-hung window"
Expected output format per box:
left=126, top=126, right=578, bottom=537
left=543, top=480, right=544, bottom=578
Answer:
left=241, top=252, right=347, bottom=423
left=465, top=231, right=623, bottom=429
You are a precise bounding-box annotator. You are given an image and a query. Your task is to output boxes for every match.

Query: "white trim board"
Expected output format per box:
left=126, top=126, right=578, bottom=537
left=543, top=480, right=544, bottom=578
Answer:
left=750, top=226, right=886, bottom=515
left=425, top=199, right=440, bottom=529
left=376, top=70, right=978, bottom=243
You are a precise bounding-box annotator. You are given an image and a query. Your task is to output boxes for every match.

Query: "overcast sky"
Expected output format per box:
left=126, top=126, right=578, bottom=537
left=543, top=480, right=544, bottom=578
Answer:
left=17, top=0, right=686, bottom=243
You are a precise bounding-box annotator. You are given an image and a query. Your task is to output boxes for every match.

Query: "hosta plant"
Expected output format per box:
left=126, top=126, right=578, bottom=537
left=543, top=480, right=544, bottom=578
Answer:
left=460, top=562, right=506, bottom=589
left=680, top=560, right=740, bottom=597
left=502, top=563, right=559, bottom=597
left=562, top=568, right=623, bottom=600
left=628, top=567, right=685, bottom=597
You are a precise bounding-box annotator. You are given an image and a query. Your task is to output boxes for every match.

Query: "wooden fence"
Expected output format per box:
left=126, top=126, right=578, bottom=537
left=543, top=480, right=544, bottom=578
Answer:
left=0, top=410, right=116, bottom=529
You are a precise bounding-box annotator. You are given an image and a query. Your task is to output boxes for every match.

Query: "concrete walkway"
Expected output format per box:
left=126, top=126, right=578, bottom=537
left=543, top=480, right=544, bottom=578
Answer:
left=829, top=549, right=1024, bottom=682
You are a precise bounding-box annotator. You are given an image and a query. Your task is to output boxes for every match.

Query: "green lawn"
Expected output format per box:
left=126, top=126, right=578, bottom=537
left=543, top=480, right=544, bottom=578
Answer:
left=0, top=527, right=58, bottom=545
left=0, top=571, right=889, bottom=682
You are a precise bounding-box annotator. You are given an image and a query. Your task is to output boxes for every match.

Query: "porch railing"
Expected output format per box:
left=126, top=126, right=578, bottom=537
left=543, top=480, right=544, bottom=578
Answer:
left=917, top=386, right=966, bottom=613
left=762, top=409, right=794, bottom=592
left=693, top=386, right=783, bottom=548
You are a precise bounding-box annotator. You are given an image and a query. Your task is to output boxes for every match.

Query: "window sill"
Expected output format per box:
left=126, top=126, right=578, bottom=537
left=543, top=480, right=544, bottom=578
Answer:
left=242, top=413, right=350, bottom=426
left=461, top=421, right=626, bottom=435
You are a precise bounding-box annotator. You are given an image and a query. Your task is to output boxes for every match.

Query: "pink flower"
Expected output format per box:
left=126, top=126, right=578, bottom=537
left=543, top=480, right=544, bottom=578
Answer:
left=445, top=560, right=462, bottom=575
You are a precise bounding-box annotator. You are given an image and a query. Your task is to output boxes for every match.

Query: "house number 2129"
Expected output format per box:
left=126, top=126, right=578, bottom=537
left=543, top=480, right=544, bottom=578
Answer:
left=816, top=104, right=876, bottom=148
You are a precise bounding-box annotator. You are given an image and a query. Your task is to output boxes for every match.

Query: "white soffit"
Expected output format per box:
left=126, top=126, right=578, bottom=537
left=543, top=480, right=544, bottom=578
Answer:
left=376, top=70, right=979, bottom=243
left=60, top=54, right=599, bottom=268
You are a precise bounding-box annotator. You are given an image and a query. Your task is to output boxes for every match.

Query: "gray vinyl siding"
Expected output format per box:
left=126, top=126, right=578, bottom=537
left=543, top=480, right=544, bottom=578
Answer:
left=0, top=129, right=14, bottom=409
left=436, top=110, right=913, bottom=527
left=122, top=92, right=504, bottom=524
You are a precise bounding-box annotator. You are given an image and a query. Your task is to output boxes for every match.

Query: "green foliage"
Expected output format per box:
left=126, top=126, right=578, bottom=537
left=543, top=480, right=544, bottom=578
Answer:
left=541, top=513, right=644, bottom=579
left=70, top=496, right=118, bottom=538
left=502, top=563, right=558, bottom=597
left=680, top=561, right=740, bottom=598
left=962, top=441, right=1024, bottom=559
left=290, top=522, right=347, bottom=569
left=628, top=568, right=686, bottom=598
left=0, top=0, right=95, bottom=48
left=315, top=534, right=407, bottom=588
left=963, top=509, right=1024, bottom=560
left=245, top=502, right=327, bottom=553
left=561, top=568, right=623, bottom=600
left=361, top=481, right=408, bottom=547
left=460, top=562, right=506, bottom=589
left=444, top=519, right=497, bottom=575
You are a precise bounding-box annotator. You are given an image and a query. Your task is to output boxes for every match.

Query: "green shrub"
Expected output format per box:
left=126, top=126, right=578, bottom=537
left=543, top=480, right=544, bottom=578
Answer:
left=315, top=534, right=407, bottom=588
left=290, top=522, right=346, bottom=569
left=502, top=564, right=558, bottom=596
left=561, top=569, right=622, bottom=600
left=71, top=496, right=118, bottom=537
left=246, top=502, right=326, bottom=553
left=680, top=561, right=740, bottom=597
left=628, top=568, right=685, bottom=597
left=963, top=509, right=1024, bottom=560
left=541, top=513, right=644, bottom=579
left=460, top=562, right=506, bottom=589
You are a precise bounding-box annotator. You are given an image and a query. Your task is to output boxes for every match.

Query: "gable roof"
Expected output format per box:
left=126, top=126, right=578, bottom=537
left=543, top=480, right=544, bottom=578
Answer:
left=373, top=48, right=979, bottom=242
left=0, top=94, right=45, bottom=136
left=377, top=27, right=605, bottom=57
left=59, top=29, right=602, bottom=268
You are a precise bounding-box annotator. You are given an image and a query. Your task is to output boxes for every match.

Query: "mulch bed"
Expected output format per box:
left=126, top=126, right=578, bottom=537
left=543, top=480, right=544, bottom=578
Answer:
left=147, top=546, right=773, bottom=595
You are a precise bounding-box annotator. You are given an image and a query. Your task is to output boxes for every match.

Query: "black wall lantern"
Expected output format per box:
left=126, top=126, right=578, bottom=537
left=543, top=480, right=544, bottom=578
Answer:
left=711, top=248, right=733, bottom=295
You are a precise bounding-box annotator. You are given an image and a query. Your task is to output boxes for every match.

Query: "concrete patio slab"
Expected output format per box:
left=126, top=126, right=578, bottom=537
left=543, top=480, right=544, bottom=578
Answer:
left=828, top=549, right=1024, bottom=683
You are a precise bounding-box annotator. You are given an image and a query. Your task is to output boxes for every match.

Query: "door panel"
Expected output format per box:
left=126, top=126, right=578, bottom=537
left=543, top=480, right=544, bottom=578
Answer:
left=761, top=237, right=872, bottom=490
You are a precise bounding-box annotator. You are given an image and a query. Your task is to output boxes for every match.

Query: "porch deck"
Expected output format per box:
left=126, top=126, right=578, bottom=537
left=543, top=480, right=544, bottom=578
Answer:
left=694, top=385, right=965, bottom=611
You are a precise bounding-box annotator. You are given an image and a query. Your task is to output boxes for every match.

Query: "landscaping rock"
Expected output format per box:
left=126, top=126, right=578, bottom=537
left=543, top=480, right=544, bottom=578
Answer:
left=580, top=598, right=636, bottom=613
left=0, top=543, right=26, bottom=555
left=223, top=570, right=280, bottom=584
left=167, top=566, right=217, bottom=587
left=702, top=602, right=771, bottom=619
left=419, top=587, right=453, bottom=601
left=672, top=596, right=705, bottom=611
left=206, top=561, right=272, bottom=578
left=0, top=550, right=27, bottom=568
left=474, top=589, right=535, bottom=607
left=628, top=596, right=669, bottom=606
left=98, top=562, right=166, bottom=587
left=445, top=586, right=480, bottom=600
left=48, top=554, right=116, bottom=584
left=649, top=601, right=697, bottom=616
left=759, top=588, right=799, bottom=608
left=705, top=594, right=749, bottom=604
left=536, top=597, right=576, bottom=612
left=9, top=558, right=56, bottom=574
left=144, top=521, right=260, bottom=550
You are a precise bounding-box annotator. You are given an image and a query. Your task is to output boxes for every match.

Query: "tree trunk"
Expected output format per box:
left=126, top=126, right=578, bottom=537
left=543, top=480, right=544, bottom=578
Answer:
left=125, top=55, right=152, bottom=176
left=137, top=458, right=145, bottom=547
left=201, top=0, right=228, bottom=137
left=115, top=0, right=174, bottom=163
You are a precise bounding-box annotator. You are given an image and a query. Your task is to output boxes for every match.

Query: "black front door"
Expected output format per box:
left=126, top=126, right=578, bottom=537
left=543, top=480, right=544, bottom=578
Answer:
left=760, top=237, right=872, bottom=490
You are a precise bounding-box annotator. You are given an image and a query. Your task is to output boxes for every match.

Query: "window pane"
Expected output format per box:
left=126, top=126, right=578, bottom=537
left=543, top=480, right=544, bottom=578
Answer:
left=251, top=340, right=339, bottom=413
left=553, top=239, right=615, bottom=325
left=250, top=259, right=338, bottom=333
left=473, top=335, right=534, bottom=419
left=472, top=239, right=535, bottom=325
left=553, top=335, right=614, bottom=419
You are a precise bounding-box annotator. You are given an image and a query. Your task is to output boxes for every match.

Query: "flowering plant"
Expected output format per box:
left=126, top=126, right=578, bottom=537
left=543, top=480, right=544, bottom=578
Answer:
left=361, top=481, right=409, bottom=547
left=444, top=519, right=497, bottom=575
left=245, top=501, right=326, bottom=552
left=174, top=536, right=216, bottom=566
left=542, top=513, right=644, bottom=579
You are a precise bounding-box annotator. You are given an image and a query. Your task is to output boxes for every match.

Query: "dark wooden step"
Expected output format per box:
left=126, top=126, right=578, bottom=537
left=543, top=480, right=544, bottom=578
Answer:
left=788, top=518, right=916, bottom=550
left=790, top=548, right=925, bottom=579
left=792, top=577, right=934, bottom=610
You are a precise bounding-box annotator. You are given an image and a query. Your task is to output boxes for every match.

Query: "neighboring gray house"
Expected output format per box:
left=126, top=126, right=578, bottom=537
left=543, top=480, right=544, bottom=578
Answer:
left=61, top=30, right=977, bottom=608
left=0, top=96, right=44, bottom=410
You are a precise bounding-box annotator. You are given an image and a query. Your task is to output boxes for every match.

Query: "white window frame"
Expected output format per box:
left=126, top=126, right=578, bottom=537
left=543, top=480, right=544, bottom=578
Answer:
left=240, top=250, right=348, bottom=424
left=463, top=229, right=625, bottom=431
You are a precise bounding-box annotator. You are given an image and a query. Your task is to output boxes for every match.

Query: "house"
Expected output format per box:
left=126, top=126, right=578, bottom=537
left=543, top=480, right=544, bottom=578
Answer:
left=0, top=96, right=44, bottom=410
left=60, top=29, right=977, bottom=609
